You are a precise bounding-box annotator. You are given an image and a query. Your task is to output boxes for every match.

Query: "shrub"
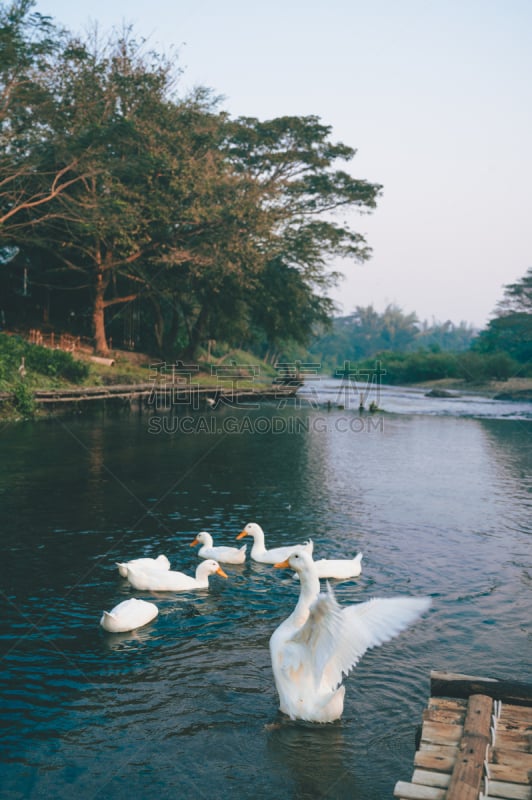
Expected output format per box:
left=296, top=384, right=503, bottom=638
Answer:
left=0, top=334, right=89, bottom=384
left=456, top=352, right=487, bottom=383
left=483, top=352, right=519, bottom=381
left=355, top=350, right=458, bottom=384
left=456, top=351, right=518, bottom=382
left=24, top=344, right=89, bottom=381
left=12, top=381, right=36, bottom=417
left=348, top=349, right=521, bottom=385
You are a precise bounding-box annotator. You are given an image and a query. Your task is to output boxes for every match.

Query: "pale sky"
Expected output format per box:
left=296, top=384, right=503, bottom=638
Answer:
left=34, top=0, right=532, bottom=329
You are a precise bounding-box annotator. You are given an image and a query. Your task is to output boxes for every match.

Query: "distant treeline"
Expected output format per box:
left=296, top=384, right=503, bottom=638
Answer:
left=346, top=349, right=524, bottom=384
left=309, top=304, right=476, bottom=367
left=307, top=282, right=532, bottom=382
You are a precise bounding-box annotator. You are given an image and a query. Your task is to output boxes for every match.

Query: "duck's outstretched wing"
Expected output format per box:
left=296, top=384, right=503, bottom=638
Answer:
left=291, top=589, right=430, bottom=690
left=333, top=595, right=431, bottom=684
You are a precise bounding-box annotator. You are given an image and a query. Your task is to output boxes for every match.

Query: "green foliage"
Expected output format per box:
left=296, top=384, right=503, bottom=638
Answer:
left=0, top=333, right=89, bottom=385
left=349, top=349, right=522, bottom=385
left=6, top=4, right=525, bottom=380
left=454, top=352, right=487, bottom=383
left=0, top=6, right=381, bottom=359
left=0, top=334, right=30, bottom=384
left=473, top=312, right=532, bottom=365
left=456, top=351, right=521, bottom=382
left=24, top=344, right=89, bottom=381
left=315, top=283, right=529, bottom=384
left=309, top=305, right=477, bottom=369
left=351, top=351, right=458, bottom=384
left=470, top=270, right=532, bottom=366
left=12, top=380, right=36, bottom=417
left=495, top=267, right=532, bottom=315
left=415, top=319, right=478, bottom=351
left=482, top=352, right=520, bottom=381
left=0, top=1, right=70, bottom=232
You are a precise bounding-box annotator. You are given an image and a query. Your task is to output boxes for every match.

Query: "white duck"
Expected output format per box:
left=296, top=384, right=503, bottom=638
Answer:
left=295, top=552, right=364, bottom=581
left=237, top=522, right=313, bottom=564
left=270, top=550, right=431, bottom=723
left=116, top=554, right=170, bottom=578
left=190, top=531, right=247, bottom=564
left=100, top=598, right=158, bottom=633
left=126, top=559, right=227, bottom=591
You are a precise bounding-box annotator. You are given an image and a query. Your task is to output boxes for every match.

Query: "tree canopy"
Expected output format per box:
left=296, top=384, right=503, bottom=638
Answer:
left=0, top=0, right=382, bottom=357
left=495, top=267, right=532, bottom=315
left=474, top=268, right=532, bottom=365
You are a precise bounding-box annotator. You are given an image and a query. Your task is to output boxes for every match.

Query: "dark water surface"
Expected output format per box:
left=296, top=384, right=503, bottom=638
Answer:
left=1, top=387, right=531, bottom=799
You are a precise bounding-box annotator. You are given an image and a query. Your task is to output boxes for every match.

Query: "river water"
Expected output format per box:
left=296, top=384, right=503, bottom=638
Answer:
left=1, top=382, right=530, bottom=799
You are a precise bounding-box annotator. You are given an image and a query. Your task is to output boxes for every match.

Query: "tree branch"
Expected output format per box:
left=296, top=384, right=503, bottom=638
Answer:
left=0, top=161, right=97, bottom=225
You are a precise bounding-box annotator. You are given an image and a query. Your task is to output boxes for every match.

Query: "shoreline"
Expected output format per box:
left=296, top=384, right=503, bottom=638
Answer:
left=0, top=382, right=298, bottom=421
left=2, top=376, right=531, bottom=423
left=410, top=376, right=532, bottom=401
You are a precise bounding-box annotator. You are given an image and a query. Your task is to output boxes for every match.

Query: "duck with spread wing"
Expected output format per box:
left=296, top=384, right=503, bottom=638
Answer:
left=271, top=551, right=431, bottom=723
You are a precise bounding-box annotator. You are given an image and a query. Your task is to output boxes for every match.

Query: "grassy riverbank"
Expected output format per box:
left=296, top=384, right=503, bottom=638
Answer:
left=0, top=333, right=279, bottom=420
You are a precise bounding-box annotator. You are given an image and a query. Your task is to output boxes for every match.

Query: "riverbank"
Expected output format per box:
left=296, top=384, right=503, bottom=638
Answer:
left=2, top=374, right=531, bottom=422
left=0, top=335, right=289, bottom=420
left=0, top=358, right=300, bottom=421
left=1, top=332, right=531, bottom=421
left=412, top=376, right=532, bottom=401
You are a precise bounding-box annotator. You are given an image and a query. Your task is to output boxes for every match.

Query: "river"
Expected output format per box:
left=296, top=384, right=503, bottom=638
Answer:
left=1, top=382, right=530, bottom=799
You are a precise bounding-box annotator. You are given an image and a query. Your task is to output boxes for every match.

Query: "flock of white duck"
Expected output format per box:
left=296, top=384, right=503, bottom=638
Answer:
left=101, top=521, right=430, bottom=723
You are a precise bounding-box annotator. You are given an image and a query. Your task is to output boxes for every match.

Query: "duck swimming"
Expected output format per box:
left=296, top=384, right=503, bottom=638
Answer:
left=126, top=559, right=228, bottom=592
left=190, top=531, right=247, bottom=564
left=100, top=598, right=159, bottom=633
left=271, top=551, right=430, bottom=723
left=116, top=554, right=170, bottom=578
left=297, top=552, right=364, bottom=581
left=237, top=522, right=313, bottom=564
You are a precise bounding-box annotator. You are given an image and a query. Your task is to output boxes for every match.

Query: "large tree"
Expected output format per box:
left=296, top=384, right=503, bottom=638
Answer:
left=27, top=31, right=189, bottom=353
left=1, top=5, right=383, bottom=359
left=474, top=268, right=532, bottom=364
left=495, top=267, right=532, bottom=315
left=4, top=23, right=273, bottom=355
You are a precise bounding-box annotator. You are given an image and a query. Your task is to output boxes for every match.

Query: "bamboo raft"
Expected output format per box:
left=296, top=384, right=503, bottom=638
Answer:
left=394, top=671, right=532, bottom=800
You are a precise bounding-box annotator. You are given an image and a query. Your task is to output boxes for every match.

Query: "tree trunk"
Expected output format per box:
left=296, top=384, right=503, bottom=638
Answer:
left=165, top=305, right=181, bottom=352
left=149, top=296, right=165, bottom=353
left=92, top=269, right=110, bottom=355
left=181, top=306, right=208, bottom=361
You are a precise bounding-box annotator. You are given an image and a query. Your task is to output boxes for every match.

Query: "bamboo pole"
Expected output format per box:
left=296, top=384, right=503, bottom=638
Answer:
left=446, top=693, right=493, bottom=800
left=431, top=671, right=532, bottom=706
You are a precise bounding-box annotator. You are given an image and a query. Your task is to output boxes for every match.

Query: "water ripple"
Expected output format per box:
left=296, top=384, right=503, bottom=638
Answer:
left=0, top=410, right=530, bottom=800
